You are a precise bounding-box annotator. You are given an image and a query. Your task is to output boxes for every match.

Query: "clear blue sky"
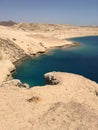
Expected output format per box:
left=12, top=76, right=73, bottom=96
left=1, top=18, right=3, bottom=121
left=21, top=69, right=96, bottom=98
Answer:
left=0, top=0, right=98, bottom=25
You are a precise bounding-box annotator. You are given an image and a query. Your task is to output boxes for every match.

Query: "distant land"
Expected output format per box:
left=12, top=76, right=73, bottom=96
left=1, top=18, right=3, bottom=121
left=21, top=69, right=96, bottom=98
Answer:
left=0, top=20, right=17, bottom=26
left=0, top=20, right=98, bottom=27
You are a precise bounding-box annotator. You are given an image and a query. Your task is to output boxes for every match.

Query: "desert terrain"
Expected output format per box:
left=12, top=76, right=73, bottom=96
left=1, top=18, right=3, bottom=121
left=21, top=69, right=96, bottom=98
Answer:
left=0, top=22, right=98, bottom=130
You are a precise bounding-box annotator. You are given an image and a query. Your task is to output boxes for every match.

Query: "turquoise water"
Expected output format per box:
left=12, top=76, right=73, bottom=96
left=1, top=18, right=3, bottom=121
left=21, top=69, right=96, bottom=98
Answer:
left=12, top=36, right=98, bottom=86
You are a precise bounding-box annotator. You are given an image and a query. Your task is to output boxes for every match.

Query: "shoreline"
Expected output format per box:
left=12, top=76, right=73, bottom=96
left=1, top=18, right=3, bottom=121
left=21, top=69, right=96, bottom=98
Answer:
left=11, top=35, right=98, bottom=86
left=0, top=23, right=98, bottom=85
left=11, top=40, right=80, bottom=87
left=13, top=55, right=30, bottom=66
left=13, top=40, right=79, bottom=67
left=1, top=34, right=97, bottom=85
left=11, top=35, right=91, bottom=83
left=11, top=40, right=79, bottom=86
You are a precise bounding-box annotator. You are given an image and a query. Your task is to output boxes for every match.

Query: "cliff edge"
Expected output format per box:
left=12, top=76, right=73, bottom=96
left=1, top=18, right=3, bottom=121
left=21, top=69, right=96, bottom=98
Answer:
left=0, top=72, right=98, bottom=130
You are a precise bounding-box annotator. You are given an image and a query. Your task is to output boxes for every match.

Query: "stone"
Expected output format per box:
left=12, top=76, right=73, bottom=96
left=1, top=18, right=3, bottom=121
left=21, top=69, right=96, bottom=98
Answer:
left=23, top=83, right=30, bottom=88
left=44, top=72, right=59, bottom=85
left=0, top=79, right=29, bottom=88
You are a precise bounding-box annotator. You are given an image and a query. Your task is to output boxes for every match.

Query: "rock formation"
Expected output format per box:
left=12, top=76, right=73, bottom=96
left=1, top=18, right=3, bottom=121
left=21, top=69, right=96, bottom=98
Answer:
left=44, top=72, right=59, bottom=85
left=0, top=58, right=15, bottom=83
left=0, top=79, right=29, bottom=88
left=0, top=38, right=27, bottom=63
left=0, top=72, right=98, bottom=130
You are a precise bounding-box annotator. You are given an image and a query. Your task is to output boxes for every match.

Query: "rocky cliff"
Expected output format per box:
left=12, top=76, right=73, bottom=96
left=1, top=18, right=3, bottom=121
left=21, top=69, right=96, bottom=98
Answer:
left=0, top=38, right=26, bottom=63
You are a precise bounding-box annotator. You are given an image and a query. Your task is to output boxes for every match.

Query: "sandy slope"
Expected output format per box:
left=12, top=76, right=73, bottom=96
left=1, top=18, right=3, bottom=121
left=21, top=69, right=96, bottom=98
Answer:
left=0, top=72, right=98, bottom=130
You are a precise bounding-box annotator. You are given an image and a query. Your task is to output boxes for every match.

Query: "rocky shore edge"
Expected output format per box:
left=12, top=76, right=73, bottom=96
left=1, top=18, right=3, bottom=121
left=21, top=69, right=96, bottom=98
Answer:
left=0, top=23, right=98, bottom=86
left=0, top=71, right=98, bottom=130
left=0, top=37, right=78, bottom=87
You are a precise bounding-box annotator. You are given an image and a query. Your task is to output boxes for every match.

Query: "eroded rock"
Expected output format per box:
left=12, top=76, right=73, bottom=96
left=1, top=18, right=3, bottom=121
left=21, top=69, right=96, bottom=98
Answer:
left=0, top=38, right=27, bottom=63
left=0, top=79, right=29, bottom=88
left=44, top=72, right=59, bottom=85
left=0, top=59, right=15, bottom=83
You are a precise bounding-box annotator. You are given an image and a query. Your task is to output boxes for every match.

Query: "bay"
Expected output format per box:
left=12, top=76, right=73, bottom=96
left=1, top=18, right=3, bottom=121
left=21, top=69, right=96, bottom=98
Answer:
left=12, top=36, right=98, bottom=87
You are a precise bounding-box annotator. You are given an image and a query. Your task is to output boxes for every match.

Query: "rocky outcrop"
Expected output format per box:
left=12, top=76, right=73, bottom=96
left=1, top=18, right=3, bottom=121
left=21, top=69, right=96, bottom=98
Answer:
left=0, top=38, right=27, bottom=63
left=0, top=79, right=29, bottom=88
left=0, top=72, right=98, bottom=130
left=0, top=59, right=15, bottom=83
left=44, top=72, right=59, bottom=85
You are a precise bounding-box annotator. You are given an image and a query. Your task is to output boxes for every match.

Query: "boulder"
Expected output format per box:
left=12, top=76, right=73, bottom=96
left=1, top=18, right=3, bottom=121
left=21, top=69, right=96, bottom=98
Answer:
left=44, top=72, right=59, bottom=85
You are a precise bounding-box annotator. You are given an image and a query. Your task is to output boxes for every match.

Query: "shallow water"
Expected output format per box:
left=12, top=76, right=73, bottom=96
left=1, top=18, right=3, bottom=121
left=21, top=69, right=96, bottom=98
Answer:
left=12, top=36, right=98, bottom=86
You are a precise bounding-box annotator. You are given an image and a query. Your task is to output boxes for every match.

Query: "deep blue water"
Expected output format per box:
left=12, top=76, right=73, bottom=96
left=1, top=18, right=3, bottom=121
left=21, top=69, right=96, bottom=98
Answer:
left=12, top=36, right=98, bottom=87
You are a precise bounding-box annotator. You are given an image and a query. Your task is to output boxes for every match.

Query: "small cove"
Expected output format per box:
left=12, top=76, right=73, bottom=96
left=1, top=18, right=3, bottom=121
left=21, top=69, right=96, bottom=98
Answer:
left=12, top=36, right=98, bottom=87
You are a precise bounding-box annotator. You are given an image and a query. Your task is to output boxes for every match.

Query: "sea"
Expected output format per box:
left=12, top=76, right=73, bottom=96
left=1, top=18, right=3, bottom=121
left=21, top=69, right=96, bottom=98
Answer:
left=12, top=36, right=98, bottom=87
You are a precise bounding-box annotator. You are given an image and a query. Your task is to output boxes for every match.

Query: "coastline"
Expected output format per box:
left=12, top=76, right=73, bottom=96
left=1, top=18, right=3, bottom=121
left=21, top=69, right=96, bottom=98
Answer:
left=13, top=55, right=30, bottom=66
left=11, top=40, right=79, bottom=86
left=3, top=36, right=94, bottom=84
left=12, top=40, right=79, bottom=69
left=0, top=24, right=98, bottom=84
left=0, top=24, right=98, bottom=130
left=13, top=36, right=98, bottom=86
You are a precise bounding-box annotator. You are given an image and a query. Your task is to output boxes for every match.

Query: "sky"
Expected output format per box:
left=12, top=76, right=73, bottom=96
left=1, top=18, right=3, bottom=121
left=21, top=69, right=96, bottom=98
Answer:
left=0, top=0, right=98, bottom=25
